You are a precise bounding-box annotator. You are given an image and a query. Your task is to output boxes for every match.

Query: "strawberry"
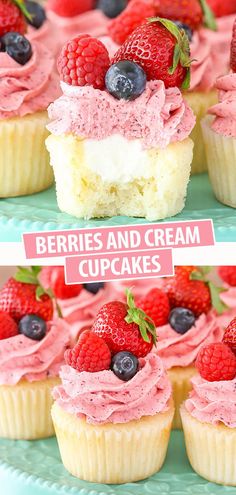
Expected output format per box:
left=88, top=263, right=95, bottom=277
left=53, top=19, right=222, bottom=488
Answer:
left=196, top=342, right=236, bottom=382
left=231, top=18, right=236, bottom=73
left=47, top=0, right=94, bottom=17
left=164, top=266, right=226, bottom=317
left=91, top=289, right=156, bottom=358
left=65, top=330, right=111, bottom=372
left=155, top=0, right=217, bottom=31
left=0, top=267, right=54, bottom=322
left=218, top=266, right=236, bottom=287
left=40, top=266, right=83, bottom=300
left=137, top=288, right=170, bottom=327
left=0, top=312, right=18, bottom=340
left=112, top=18, right=191, bottom=89
left=0, top=0, right=30, bottom=37
left=206, top=0, right=236, bottom=18
left=223, top=317, right=236, bottom=355
left=108, top=0, right=157, bottom=45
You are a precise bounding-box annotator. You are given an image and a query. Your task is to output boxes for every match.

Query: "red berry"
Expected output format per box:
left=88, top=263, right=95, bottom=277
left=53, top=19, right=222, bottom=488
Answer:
left=65, top=330, right=111, bottom=372
left=223, top=317, right=236, bottom=355
left=112, top=19, right=191, bottom=89
left=138, top=288, right=170, bottom=327
left=57, top=35, right=110, bottom=89
left=40, top=266, right=83, bottom=300
left=0, top=0, right=27, bottom=37
left=196, top=342, right=236, bottom=382
left=108, top=0, right=156, bottom=45
left=218, top=266, right=236, bottom=287
left=0, top=312, right=18, bottom=340
left=155, top=0, right=203, bottom=31
left=47, top=0, right=94, bottom=17
left=231, top=18, right=236, bottom=73
left=207, top=0, right=236, bottom=17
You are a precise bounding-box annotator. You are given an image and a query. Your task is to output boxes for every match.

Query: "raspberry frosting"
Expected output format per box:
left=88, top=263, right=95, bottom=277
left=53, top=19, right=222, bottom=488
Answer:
left=0, top=41, right=60, bottom=120
left=53, top=352, right=172, bottom=424
left=156, top=312, right=223, bottom=369
left=0, top=319, right=70, bottom=385
left=185, top=374, right=236, bottom=428
left=47, top=80, right=195, bottom=149
left=27, top=19, right=61, bottom=56
left=208, top=73, right=236, bottom=138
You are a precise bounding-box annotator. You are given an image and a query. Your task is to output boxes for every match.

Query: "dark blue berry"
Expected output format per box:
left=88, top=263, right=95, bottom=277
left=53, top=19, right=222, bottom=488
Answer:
left=174, top=21, right=193, bottom=41
left=1, top=32, right=32, bottom=65
left=111, top=352, right=139, bottom=381
left=169, top=307, right=196, bottom=334
left=105, top=60, right=147, bottom=101
left=84, top=282, right=104, bottom=294
left=96, top=0, right=128, bottom=18
left=25, top=1, right=46, bottom=29
left=19, top=314, right=46, bottom=341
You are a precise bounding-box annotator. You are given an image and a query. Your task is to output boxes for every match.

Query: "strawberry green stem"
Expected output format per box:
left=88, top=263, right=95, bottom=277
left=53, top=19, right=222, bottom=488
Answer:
left=199, top=0, right=217, bottom=31
left=125, top=289, right=157, bottom=345
left=13, top=0, right=32, bottom=20
left=190, top=267, right=228, bottom=314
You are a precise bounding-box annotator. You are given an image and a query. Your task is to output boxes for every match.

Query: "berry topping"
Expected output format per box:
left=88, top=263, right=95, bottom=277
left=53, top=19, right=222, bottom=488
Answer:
left=196, top=342, right=236, bottom=382
left=91, top=289, right=156, bottom=358
left=47, top=0, right=94, bottom=17
left=57, top=35, right=110, bottom=89
left=155, top=0, right=216, bottom=31
left=105, top=60, right=147, bottom=100
left=223, top=317, right=236, bottom=355
left=111, top=351, right=139, bottom=381
left=0, top=312, right=18, bottom=340
left=137, top=288, right=170, bottom=327
left=19, top=314, right=46, bottom=341
left=169, top=307, right=196, bottom=334
left=84, top=282, right=104, bottom=294
left=173, top=21, right=193, bottom=41
left=231, top=18, right=236, bottom=73
left=112, top=18, right=191, bottom=90
left=1, top=32, right=32, bottom=65
left=164, top=266, right=227, bottom=317
left=24, top=0, right=46, bottom=29
left=0, top=0, right=28, bottom=37
left=218, top=266, right=236, bottom=287
left=97, top=0, right=128, bottom=18
left=65, top=330, right=111, bottom=372
left=0, top=267, right=54, bottom=322
left=207, top=0, right=236, bottom=18
left=41, top=266, right=82, bottom=300
left=108, top=0, right=156, bottom=45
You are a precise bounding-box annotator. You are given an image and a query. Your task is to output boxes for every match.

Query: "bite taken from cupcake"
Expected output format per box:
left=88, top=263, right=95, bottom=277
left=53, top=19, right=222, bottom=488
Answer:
left=181, top=316, right=236, bottom=486
left=51, top=289, right=174, bottom=484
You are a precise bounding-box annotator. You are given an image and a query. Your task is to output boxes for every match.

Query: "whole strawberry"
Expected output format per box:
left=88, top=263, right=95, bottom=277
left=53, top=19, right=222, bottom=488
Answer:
left=65, top=330, right=111, bottom=372
left=155, top=0, right=216, bottom=31
left=47, top=0, right=94, bottom=17
left=137, top=288, right=170, bottom=327
left=0, top=0, right=28, bottom=37
left=196, top=342, right=236, bottom=382
left=223, top=317, right=236, bottom=355
left=231, top=18, right=236, bottom=73
left=207, top=0, right=236, bottom=18
left=112, top=18, right=191, bottom=89
left=40, top=266, right=83, bottom=300
left=0, top=312, right=18, bottom=340
left=91, top=289, right=156, bottom=358
left=108, top=0, right=157, bottom=45
left=0, top=267, right=54, bottom=322
left=218, top=266, right=236, bottom=287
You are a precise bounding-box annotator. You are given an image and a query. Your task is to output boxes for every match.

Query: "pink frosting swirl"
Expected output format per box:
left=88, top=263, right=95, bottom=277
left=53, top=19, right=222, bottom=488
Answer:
left=0, top=319, right=70, bottom=385
left=190, top=15, right=234, bottom=91
left=208, top=73, right=236, bottom=138
left=156, top=312, right=223, bottom=369
left=53, top=352, right=172, bottom=424
left=47, top=80, right=195, bottom=149
left=0, top=41, right=60, bottom=119
left=27, top=19, right=61, bottom=56
left=185, top=374, right=236, bottom=428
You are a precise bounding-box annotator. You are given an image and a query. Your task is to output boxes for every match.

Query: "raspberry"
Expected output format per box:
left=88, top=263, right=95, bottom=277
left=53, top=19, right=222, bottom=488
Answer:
left=223, top=317, right=236, bottom=355
left=47, top=0, right=94, bottom=17
left=231, top=18, right=236, bottom=72
left=0, top=0, right=27, bottom=37
left=218, top=266, right=236, bottom=287
left=108, top=0, right=156, bottom=45
left=0, top=312, right=18, bottom=340
left=57, top=35, right=110, bottom=89
left=40, top=267, right=83, bottom=300
left=196, top=343, right=236, bottom=382
left=137, top=288, right=170, bottom=327
left=65, top=330, right=111, bottom=372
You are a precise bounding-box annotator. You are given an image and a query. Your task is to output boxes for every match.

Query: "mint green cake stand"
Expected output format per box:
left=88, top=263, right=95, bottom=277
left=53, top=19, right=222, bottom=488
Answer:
left=0, top=174, right=235, bottom=242
left=0, top=431, right=235, bottom=495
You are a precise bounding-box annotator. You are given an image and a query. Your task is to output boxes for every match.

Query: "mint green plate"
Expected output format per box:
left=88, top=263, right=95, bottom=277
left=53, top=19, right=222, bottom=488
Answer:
left=0, top=431, right=235, bottom=495
left=0, top=174, right=235, bottom=243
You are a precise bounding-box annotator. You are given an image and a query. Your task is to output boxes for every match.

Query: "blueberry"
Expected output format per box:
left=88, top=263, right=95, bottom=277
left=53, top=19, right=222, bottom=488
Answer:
left=169, top=307, right=196, bottom=334
left=105, top=61, right=146, bottom=101
left=174, top=21, right=193, bottom=42
left=1, top=32, right=32, bottom=65
left=111, top=351, right=139, bottom=381
left=24, top=0, right=46, bottom=29
left=96, top=0, right=128, bottom=18
left=84, top=282, right=104, bottom=294
left=19, top=314, right=46, bottom=341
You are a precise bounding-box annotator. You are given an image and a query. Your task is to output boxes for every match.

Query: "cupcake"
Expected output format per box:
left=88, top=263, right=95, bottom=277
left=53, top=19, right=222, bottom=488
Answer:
left=216, top=266, right=236, bottom=329
left=46, top=20, right=195, bottom=221
left=181, top=333, right=236, bottom=486
left=0, top=267, right=70, bottom=439
left=25, top=0, right=61, bottom=56
left=52, top=291, right=174, bottom=484
left=0, top=4, right=60, bottom=197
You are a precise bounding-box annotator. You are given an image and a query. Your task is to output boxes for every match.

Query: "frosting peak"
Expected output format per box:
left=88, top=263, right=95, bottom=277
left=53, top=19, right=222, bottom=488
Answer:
left=208, top=73, right=236, bottom=138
